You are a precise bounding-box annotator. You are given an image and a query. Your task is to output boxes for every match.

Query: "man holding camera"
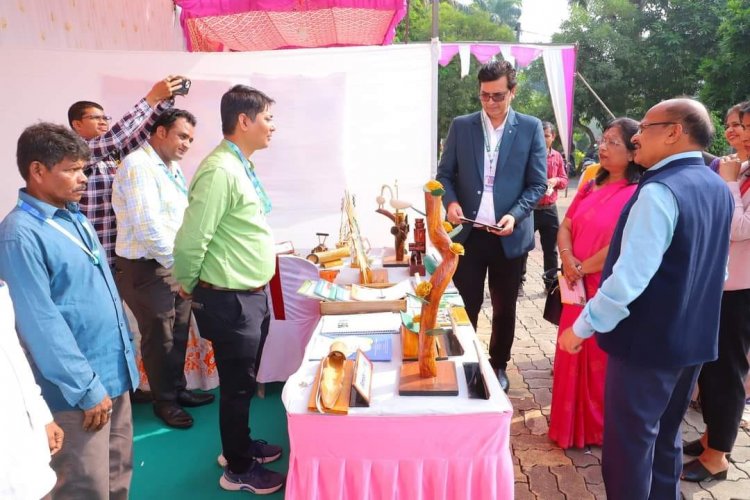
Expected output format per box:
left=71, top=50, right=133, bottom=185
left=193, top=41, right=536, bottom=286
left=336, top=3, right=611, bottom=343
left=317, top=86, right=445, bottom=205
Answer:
left=112, top=108, right=214, bottom=429
left=67, top=76, right=188, bottom=268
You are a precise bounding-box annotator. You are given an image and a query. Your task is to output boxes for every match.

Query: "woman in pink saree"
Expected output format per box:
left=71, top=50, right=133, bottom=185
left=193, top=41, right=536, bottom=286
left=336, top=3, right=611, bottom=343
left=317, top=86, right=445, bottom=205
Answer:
left=549, top=118, right=642, bottom=449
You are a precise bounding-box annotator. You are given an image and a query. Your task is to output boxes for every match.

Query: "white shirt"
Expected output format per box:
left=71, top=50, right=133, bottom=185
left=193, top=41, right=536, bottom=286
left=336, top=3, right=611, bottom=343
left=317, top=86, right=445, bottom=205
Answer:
left=0, top=281, right=57, bottom=499
left=112, top=143, right=189, bottom=268
left=476, top=110, right=507, bottom=225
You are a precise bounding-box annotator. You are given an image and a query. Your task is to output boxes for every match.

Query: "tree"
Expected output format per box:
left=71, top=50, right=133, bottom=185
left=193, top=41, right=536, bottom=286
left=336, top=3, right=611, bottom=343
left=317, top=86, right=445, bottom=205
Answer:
left=474, top=0, right=523, bottom=28
left=396, top=1, right=515, bottom=143
left=700, top=0, right=750, bottom=114
left=553, top=0, right=727, bottom=155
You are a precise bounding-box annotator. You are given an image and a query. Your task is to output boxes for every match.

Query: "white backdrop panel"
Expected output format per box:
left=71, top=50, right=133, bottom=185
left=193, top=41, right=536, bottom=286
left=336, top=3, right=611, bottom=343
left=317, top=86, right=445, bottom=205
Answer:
left=0, top=44, right=434, bottom=249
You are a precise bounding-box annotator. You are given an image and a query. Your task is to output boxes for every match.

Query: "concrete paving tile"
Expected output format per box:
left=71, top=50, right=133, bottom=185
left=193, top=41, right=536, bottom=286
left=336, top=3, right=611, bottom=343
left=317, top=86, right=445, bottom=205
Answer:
left=550, top=464, right=595, bottom=499
left=564, top=448, right=600, bottom=468
left=683, top=409, right=707, bottom=432
left=730, top=445, right=750, bottom=464
left=530, top=357, right=552, bottom=371
left=587, top=480, right=607, bottom=499
left=513, top=482, right=536, bottom=500
left=515, top=462, right=528, bottom=484
left=511, top=415, right=532, bottom=436
left=512, top=433, right=558, bottom=451
left=679, top=480, right=713, bottom=499
left=698, top=476, right=750, bottom=499
left=525, top=465, right=565, bottom=500
left=516, top=448, right=572, bottom=468
left=526, top=377, right=553, bottom=389
left=521, top=369, right=552, bottom=380
left=578, top=464, right=603, bottom=485
left=529, top=388, right=552, bottom=409
left=513, top=396, right=541, bottom=412
left=734, top=458, right=750, bottom=477
left=523, top=409, right=549, bottom=435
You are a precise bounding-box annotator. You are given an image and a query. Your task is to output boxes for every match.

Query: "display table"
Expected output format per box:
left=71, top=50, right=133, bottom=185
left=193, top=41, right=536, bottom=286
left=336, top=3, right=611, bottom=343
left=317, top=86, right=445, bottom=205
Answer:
left=282, top=312, right=514, bottom=500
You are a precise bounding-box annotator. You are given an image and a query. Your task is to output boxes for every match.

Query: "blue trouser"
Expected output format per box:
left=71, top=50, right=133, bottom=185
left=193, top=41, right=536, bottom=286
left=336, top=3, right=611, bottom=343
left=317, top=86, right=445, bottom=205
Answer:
left=602, top=355, right=700, bottom=500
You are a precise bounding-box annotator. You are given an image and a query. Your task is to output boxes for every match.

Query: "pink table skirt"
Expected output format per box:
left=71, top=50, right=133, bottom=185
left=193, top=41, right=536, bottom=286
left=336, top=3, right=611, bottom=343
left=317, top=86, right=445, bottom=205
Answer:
left=285, top=413, right=513, bottom=500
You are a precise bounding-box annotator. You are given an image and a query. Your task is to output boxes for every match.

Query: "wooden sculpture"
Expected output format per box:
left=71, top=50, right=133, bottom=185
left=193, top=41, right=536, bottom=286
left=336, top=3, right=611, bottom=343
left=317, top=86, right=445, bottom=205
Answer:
left=408, top=218, right=426, bottom=276
left=399, top=180, right=463, bottom=395
left=376, top=182, right=410, bottom=267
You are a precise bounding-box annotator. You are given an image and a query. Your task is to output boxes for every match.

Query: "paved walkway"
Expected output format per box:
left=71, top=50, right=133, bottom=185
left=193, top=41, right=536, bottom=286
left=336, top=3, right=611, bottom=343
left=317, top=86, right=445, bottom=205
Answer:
left=473, top=183, right=750, bottom=499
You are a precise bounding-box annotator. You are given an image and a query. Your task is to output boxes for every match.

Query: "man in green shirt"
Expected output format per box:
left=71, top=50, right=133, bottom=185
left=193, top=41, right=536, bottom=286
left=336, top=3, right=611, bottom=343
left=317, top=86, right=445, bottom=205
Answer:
left=173, top=85, right=283, bottom=495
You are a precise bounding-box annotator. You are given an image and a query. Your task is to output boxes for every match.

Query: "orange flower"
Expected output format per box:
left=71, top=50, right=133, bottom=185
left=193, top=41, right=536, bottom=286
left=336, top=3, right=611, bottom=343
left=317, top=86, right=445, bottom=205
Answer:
left=449, top=243, right=465, bottom=256
left=415, top=281, right=433, bottom=298
left=424, top=179, right=443, bottom=192
left=413, top=314, right=421, bottom=323
left=442, top=221, right=453, bottom=233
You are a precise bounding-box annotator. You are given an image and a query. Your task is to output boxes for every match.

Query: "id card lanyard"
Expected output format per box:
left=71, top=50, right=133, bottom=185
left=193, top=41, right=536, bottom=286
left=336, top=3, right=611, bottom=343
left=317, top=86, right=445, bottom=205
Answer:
left=142, top=143, right=188, bottom=196
left=17, top=199, right=101, bottom=266
left=480, top=113, right=502, bottom=191
left=225, top=140, right=272, bottom=215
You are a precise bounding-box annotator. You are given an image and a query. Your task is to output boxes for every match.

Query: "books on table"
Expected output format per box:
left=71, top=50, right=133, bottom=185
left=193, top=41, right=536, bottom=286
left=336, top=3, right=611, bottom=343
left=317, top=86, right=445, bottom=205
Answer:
left=309, top=334, right=393, bottom=362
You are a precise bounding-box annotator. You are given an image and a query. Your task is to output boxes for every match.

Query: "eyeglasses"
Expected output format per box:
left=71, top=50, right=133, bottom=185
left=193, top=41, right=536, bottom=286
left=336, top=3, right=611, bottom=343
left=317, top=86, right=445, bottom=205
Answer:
left=725, top=122, right=745, bottom=131
left=637, top=121, right=678, bottom=134
left=81, top=114, right=112, bottom=122
left=479, top=91, right=510, bottom=103
left=598, top=137, right=624, bottom=149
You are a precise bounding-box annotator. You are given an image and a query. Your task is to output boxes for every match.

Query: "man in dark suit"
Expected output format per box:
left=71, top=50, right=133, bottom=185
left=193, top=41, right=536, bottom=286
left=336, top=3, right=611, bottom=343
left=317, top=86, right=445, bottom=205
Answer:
left=436, top=60, right=547, bottom=392
left=559, top=98, right=733, bottom=499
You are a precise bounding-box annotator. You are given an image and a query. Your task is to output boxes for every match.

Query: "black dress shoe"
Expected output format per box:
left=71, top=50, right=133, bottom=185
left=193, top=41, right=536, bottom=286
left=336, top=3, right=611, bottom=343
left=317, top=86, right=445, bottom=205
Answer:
left=154, top=402, right=194, bottom=429
left=130, top=388, right=153, bottom=404
left=177, top=390, right=215, bottom=407
left=681, top=459, right=728, bottom=482
left=495, top=368, right=509, bottom=393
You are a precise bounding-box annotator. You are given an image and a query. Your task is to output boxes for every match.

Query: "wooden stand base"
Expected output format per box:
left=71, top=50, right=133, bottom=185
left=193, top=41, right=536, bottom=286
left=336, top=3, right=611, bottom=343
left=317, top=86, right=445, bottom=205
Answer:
left=398, top=360, right=458, bottom=396
left=383, top=255, right=409, bottom=267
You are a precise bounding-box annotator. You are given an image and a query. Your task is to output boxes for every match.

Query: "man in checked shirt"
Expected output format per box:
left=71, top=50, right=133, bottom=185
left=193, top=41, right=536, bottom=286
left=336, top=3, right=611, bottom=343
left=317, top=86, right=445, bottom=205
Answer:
left=67, top=76, right=187, bottom=268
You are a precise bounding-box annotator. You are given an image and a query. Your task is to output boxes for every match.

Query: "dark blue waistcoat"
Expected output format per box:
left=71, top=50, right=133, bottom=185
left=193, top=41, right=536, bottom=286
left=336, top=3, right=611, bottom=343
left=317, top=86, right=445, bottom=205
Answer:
left=596, top=157, right=733, bottom=368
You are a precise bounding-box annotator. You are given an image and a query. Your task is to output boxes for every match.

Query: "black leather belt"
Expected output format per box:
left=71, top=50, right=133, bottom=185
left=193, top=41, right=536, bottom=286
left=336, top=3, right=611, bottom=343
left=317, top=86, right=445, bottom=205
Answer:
left=197, top=280, right=266, bottom=293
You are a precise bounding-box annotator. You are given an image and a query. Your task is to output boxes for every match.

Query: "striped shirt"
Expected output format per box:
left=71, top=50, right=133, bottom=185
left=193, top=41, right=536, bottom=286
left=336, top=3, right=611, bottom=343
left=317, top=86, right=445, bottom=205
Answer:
left=112, top=143, right=188, bottom=269
left=79, top=98, right=173, bottom=266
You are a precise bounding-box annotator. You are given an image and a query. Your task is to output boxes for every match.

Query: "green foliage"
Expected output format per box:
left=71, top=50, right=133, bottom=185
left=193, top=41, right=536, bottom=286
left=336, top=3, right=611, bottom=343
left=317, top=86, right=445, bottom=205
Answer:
left=397, top=1, right=515, bottom=143
left=707, top=111, right=730, bottom=157
left=700, top=0, right=750, bottom=113
left=554, top=0, right=726, bottom=141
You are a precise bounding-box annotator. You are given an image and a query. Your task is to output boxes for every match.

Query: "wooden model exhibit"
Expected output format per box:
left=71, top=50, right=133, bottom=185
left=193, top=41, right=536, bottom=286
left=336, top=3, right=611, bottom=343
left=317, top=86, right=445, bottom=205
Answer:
left=399, top=180, right=464, bottom=395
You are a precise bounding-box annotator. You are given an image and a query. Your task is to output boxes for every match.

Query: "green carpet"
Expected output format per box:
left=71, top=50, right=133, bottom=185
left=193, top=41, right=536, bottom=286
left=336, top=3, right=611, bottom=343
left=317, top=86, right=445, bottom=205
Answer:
left=130, top=383, right=289, bottom=499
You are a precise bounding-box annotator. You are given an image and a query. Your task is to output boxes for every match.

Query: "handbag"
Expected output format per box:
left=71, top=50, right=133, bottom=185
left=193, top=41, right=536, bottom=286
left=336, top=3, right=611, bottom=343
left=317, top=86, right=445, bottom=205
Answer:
left=542, top=268, right=562, bottom=325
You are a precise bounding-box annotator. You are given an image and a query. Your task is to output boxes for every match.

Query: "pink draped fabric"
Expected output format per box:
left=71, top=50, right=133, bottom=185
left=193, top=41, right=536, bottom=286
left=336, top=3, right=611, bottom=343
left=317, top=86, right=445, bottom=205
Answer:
left=285, top=413, right=513, bottom=499
left=548, top=179, right=637, bottom=449
left=470, top=44, right=502, bottom=64
left=510, top=45, right=542, bottom=67
left=176, top=0, right=406, bottom=52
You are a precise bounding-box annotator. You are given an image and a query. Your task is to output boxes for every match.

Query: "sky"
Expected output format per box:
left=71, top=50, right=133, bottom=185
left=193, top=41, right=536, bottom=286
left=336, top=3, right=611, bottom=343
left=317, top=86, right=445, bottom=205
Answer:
left=519, top=0, right=571, bottom=43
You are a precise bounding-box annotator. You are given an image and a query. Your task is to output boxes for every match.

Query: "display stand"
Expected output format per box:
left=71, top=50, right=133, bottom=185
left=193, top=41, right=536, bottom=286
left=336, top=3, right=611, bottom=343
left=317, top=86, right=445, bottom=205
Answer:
left=398, top=361, right=458, bottom=396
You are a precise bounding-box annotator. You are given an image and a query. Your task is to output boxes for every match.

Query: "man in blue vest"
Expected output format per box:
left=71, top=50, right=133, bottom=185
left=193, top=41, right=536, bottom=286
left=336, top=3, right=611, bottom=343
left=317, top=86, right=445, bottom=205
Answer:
left=559, top=98, right=733, bottom=499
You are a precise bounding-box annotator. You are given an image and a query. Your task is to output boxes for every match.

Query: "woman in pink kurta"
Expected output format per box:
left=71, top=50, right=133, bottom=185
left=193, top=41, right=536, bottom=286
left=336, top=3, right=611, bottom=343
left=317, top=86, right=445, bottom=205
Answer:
left=548, top=118, right=641, bottom=449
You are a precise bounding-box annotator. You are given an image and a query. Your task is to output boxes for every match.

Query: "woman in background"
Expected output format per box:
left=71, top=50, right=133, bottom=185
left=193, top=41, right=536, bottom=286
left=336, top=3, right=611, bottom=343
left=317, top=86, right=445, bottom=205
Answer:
left=548, top=118, right=641, bottom=449
left=682, top=102, right=750, bottom=482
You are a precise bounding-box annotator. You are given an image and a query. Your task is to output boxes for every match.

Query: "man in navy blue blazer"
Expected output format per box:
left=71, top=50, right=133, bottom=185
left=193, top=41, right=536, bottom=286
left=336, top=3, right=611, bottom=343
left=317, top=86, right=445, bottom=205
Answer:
left=436, top=60, right=547, bottom=392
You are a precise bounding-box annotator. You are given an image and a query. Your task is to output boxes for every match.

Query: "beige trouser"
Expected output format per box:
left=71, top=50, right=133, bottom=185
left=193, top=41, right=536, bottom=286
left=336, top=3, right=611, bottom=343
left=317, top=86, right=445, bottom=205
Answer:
left=47, top=393, right=133, bottom=500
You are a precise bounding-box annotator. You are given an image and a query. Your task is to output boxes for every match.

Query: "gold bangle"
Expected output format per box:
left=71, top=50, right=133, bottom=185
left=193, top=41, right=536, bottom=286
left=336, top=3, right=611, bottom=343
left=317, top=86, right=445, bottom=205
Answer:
left=560, top=248, right=571, bottom=254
